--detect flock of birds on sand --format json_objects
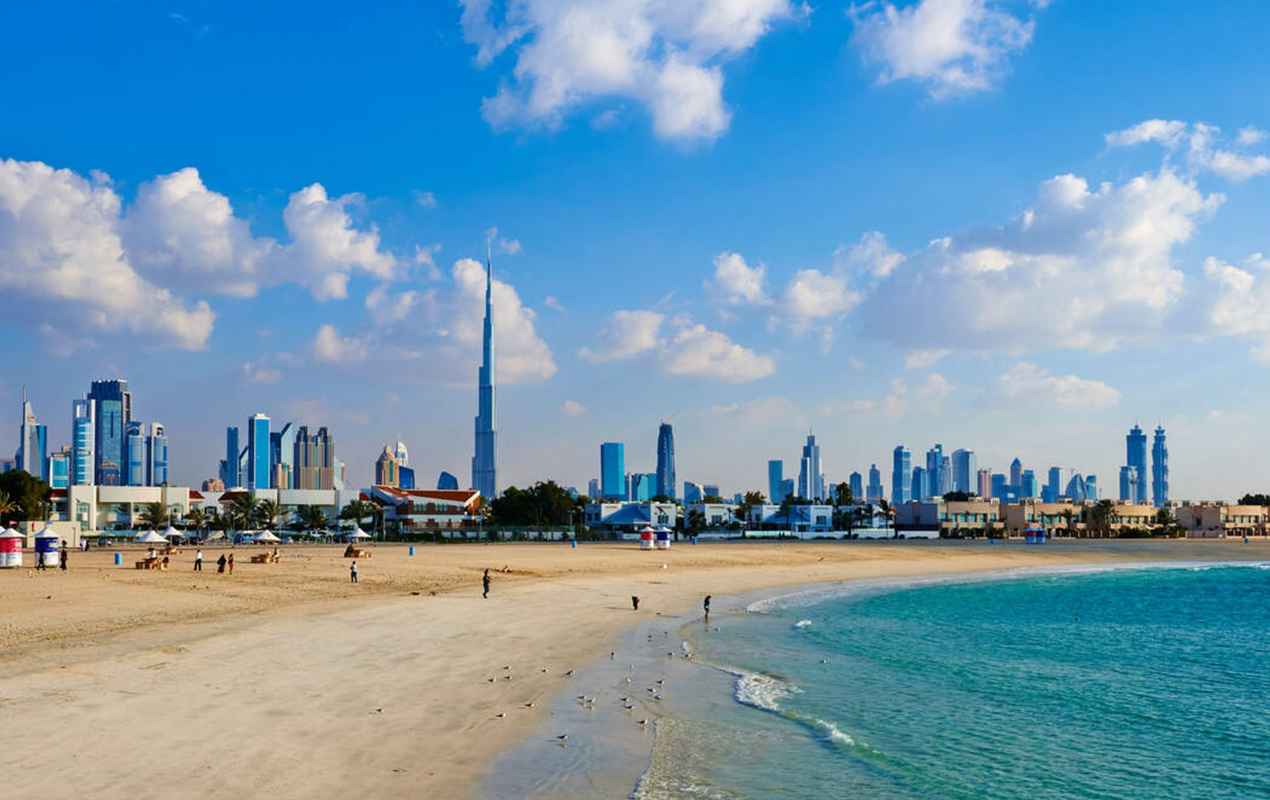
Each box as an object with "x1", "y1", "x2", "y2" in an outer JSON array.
[{"x1": 485, "y1": 629, "x2": 698, "y2": 746}]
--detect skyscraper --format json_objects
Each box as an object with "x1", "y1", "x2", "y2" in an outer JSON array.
[
  {"x1": 1009, "y1": 458, "x2": 1023, "y2": 490},
  {"x1": 294, "y1": 425, "x2": 335, "y2": 489},
  {"x1": 849, "y1": 472, "x2": 864, "y2": 503},
  {"x1": 440, "y1": 471, "x2": 461, "y2": 491},
  {"x1": 925, "y1": 444, "x2": 944, "y2": 497},
  {"x1": 952, "y1": 449, "x2": 976, "y2": 494},
  {"x1": 600, "y1": 442, "x2": 625, "y2": 500},
  {"x1": 1119, "y1": 466, "x2": 1138, "y2": 502},
  {"x1": 768, "y1": 460, "x2": 785, "y2": 504},
  {"x1": 892, "y1": 446, "x2": 912, "y2": 505},
  {"x1": 147, "y1": 423, "x2": 168, "y2": 486},
  {"x1": 683, "y1": 481, "x2": 703, "y2": 503},
  {"x1": 87, "y1": 379, "x2": 131, "y2": 486},
  {"x1": 798, "y1": 433, "x2": 822, "y2": 501},
  {"x1": 71, "y1": 399, "x2": 94, "y2": 485},
  {"x1": 1152, "y1": 426, "x2": 1169, "y2": 507},
  {"x1": 977, "y1": 469, "x2": 992, "y2": 499},
  {"x1": 1085, "y1": 474, "x2": 1098, "y2": 501},
  {"x1": 1126, "y1": 425, "x2": 1148, "y2": 504},
  {"x1": 125, "y1": 421, "x2": 147, "y2": 486},
  {"x1": 911, "y1": 467, "x2": 928, "y2": 501},
  {"x1": 222, "y1": 426, "x2": 240, "y2": 488},
  {"x1": 271, "y1": 422, "x2": 297, "y2": 489},
  {"x1": 247, "y1": 413, "x2": 271, "y2": 490},
  {"x1": 656, "y1": 423, "x2": 676, "y2": 500},
  {"x1": 47, "y1": 448, "x2": 70, "y2": 489},
  {"x1": 866, "y1": 465, "x2": 883, "y2": 503},
  {"x1": 1020, "y1": 469, "x2": 1037, "y2": 499},
  {"x1": 16, "y1": 389, "x2": 46, "y2": 480},
  {"x1": 471, "y1": 246, "x2": 498, "y2": 501}
]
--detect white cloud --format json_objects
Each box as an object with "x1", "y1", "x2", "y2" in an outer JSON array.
[
  {"x1": 1202, "y1": 253, "x2": 1270, "y2": 363},
  {"x1": 413, "y1": 190, "x2": 437, "y2": 208},
  {"x1": 242, "y1": 360, "x2": 282, "y2": 384},
  {"x1": 312, "y1": 324, "x2": 370, "y2": 364},
  {"x1": 561, "y1": 399, "x2": 587, "y2": 416},
  {"x1": 579, "y1": 309, "x2": 665, "y2": 362},
  {"x1": 1107, "y1": 119, "x2": 1270, "y2": 182},
  {"x1": 998, "y1": 362, "x2": 1120, "y2": 410},
  {"x1": 460, "y1": 0, "x2": 805, "y2": 142},
  {"x1": 544, "y1": 295, "x2": 565, "y2": 312},
  {"x1": 708, "y1": 251, "x2": 769, "y2": 306},
  {"x1": 904, "y1": 348, "x2": 950, "y2": 369},
  {"x1": 858, "y1": 168, "x2": 1223, "y2": 352},
  {"x1": 280, "y1": 184, "x2": 397, "y2": 300},
  {"x1": 918, "y1": 371, "x2": 953, "y2": 401},
  {"x1": 835, "y1": 230, "x2": 905, "y2": 278},
  {"x1": 849, "y1": 0, "x2": 1039, "y2": 98},
  {"x1": 662, "y1": 322, "x2": 776, "y2": 382},
  {"x1": 365, "y1": 284, "x2": 424, "y2": 324},
  {"x1": 780, "y1": 268, "x2": 860, "y2": 332},
  {"x1": 711, "y1": 396, "x2": 801, "y2": 427},
  {"x1": 0, "y1": 159, "x2": 215, "y2": 350}
]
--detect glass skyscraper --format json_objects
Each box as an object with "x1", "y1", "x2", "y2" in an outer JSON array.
[
  {"x1": 768, "y1": 460, "x2": 785, "y2": 504},
  {"x1": 271, "y1": 422, "x2": 297, "y2": 489},
  {"x1": 71, "y1": 399, "x2": 94, "y2": 485},
  {"x1": 798, "y1": 434, "x2": 822, "y2": 501},
  {"x1": 1119, "y1": 466, "x2": 1138, "y2": 502},
  {"x1": 849, "y1": 472, "x2": 864, "y2": 503},
  {"x1": 1151, "y1": 426, "x2": 1169, "y2": 507},
  {"x1": 656, "y1": 423, "x2": 676, "y2": 500},
  {"x1": 147, "y1": 423, "x2": 168, "y2": 486},
  {"x1": 471, "y1": 248, "x2": 498, "y2": 502},
  {"x1": 952, "y1": 449, "x2": 976, "y2": 494},
  {"x1": 911, "y1": 467, "x2": 928, "y2": 502},
  {"x1": 600, "y1": 442, "x2": 625, "y2": 500},
  {"x1": 1126, "y1": 425, "x2": 1148, "y2": 504},
  {"x1": 87, "y1": 379, "x2": 130, "y2": 486},
  {"x1": 221, "y1": 426, "x2": 240, "y2": 488},
  {"x1": 891, "y1": 446, "x2": 911, "y2": 505},
  {"x1": 925, "y1": 444, "x2": 944, "y2": 497},
  {"x1": 866, "y1": 465, "x2": 883, "y2": 503},
  {"x1": 125, "y1": 421, "x2": 147, "y2": 486},
  {"x1": 247, "y1": 413, "x2": 271, "y2": 490}
]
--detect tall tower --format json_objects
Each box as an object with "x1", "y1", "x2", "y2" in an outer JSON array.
[
  {"x1": 656, "y1": 423, "x2": 676, "y2": 500},
  {"x1": 17, "y1": 387, "x2": 41, "y2": 478},
  {"x1": 892, "y1": 446, "x2": 911, "y2": 504},
  {"x1": 472, "y1": 244, "x2": 498, "y2": 501},
  {"x1": 1126, "y1": 425, "x2": 1148, "y2": 504},
  {"x1": 798, "y1": 433, "x2": 822, "y2": 500},
  {"x1": 1151, "y1": 426, "x2": 1169, "y2": 508}
]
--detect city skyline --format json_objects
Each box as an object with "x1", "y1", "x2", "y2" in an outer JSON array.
[{"x1": 5, "y1": 3, "x2": 1270, "y2": 499}]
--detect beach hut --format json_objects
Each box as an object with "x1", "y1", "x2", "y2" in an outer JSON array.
[
  {"x1": 0, "y1": 527, "x2": 23, "y2": 568},
  {"x1": 654, "y1": 526, "x2": 672, "y2": 550},
  {"x1": 254, "y1": 530, "x2": 281, "y2": 543},
  {"x1": 34, "y1": 528, "x2": 60, "y2": 568},
  {"x1": 639, "y1": 525, "x2": 655, "y2": 550},
  {"x1": 136, "y1": 530, "x2": 169, "y2": 544}
]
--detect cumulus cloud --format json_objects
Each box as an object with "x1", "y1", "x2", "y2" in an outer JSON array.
[
  {"x1": 365, "y1": 283, "x2": 424, "y2": 324},
  {"x1": 312, "y1": 324, "x2": 370, "y2": 364},
  {"x1": 413, "y1": 190, "x2": 438, "y2": 208},
  {"x1": 581, "y1": 310, "x2": 774, "y2": 382},
  {"x1": 0, "y1": 159, "x2": 215, "y2": 350},
  {"x1": 1107, "y1": 119, "x2": 1270, "y2": 182},
  {"x1": 280, "y1": 184, "x2": 397, "y2": 300},
  {"x1": 849, "y1": 0, "x2": 1040, "y2": 98},
  {"x1": 904, "y1": 348, "x2": 950, "y2": 369},
  {"x1": 459, "y1": 0, "x2": 806, "y2": 142},
  {"x1": 998, "y1": 362, "x2": 1121, "y2": 409},
  {"x1": 834, "y1": 230, "x2": 905, "y2": 278},
  {"x1": 857, "y1": 168, "x2": 1223, "y2": 352},
  {"x1": 242, "y1": 360, "x2": 282, "y2": 384},
  {"x1": 579, "y1": 310, "x2": 665, "y2": 362},
  {"x1": 561, "y1": 399, "x2": 587, "y2": 416},
  {"x1": 779, "y1": 268, "x2": 860, "y2": 340},
  {"x1": 708, "y1": 251, "x2": 769, "y2": 306},
  {"x1": 1202, "y1": 253, "x2": 1270, "y2": 362}
]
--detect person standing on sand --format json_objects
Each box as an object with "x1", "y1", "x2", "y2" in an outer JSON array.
[
  {"x1": 704, "y1": 595, "x2": 711, "y2": 621},
  {"x1": 194, "y1": 549, "x2": 204, "y2": 572},
  {"x1": 483, "y1": 569, "x2": 491, "y2": 599},
  {"x1": 217, "y1": 553, "x2": 227, "y2": 574},
  {"x1": 60, "y1": 543, "x2": 68, "y2": 572},
  {"x1": 350, "y1": 561, "x2": 359, "y2": 584},
  {"x1": 632, "y1": 596, "x2": 640, "y2": 611},
  {"x1": 227, "y1": 553, "x2": 235, "y2": 574}
]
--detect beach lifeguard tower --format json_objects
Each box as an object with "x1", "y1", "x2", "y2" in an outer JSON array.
[{"x1": 639, "y1": 525, "x2": 655, "y2": 550}]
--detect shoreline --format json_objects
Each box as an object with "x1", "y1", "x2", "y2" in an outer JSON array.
[{"x1": 1, "y1": 540, "x2": 1264, "y2": 799}]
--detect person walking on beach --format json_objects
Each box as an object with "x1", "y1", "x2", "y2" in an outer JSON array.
[
  {"x1": 703, "y1": 595, "x2": 711, "y2": 622},
  {"x1": 194, "y1": 549, "x2": 204, "y2": 572},
  {"x1": 227, "y1": 553, "x2": 235, "y2": 575},
  {"x1": 631, "y1": 595, "x2": 640, "y2": 611},
  {"x1": 217, "y1": 553, "x2": 227, "y2": 574},
  {"x1": 350, "y1": 561, "x2": 359, "y2": 584},
  {"x1": 60, "y1": 543, "x2": 68, "y2": 572},
  {"x1": 482, "y1": 568, "x2": 491, "y2": 599}
]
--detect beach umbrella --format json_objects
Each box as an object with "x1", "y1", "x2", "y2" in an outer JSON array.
[
  {"x1": 136, "y1": 530, "x2": 169, "y2": 544},
  {"x1": 254, "y1": 530, "x2": 281, "y2": 543}
]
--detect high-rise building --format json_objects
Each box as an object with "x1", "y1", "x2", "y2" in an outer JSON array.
[
  {"x1": 1021, "y1": 469, "x2": 1037, "y2": 499},
  {"x1": 87, "y1": 379, "x2": 131, "y2": 486},
  {"x1": 375, "y1": 445, "x2": 400, "y2": 487},
  {"x1": 71, "y1": 399, "x2": 95, "y2": 486},
  {"x1": 471, "y1": 247, "x2": 498, "y2": 502},
  {"x1": 586, "y1": 478, "x2": 600, "y2": 499},
  {"x1": 399, "y1": 466, "x2": 415, "y2": 490},
  {"x1": 1046, "y1": 467, "x2": 1064, "y2": 501},
  {"x1": 656, "y1": 423, "x2": 676, "y2": 500},
  {"x1": 977, "y1": 469, "x2": 992, "y2": 499},
  {"x1": 866, "y1": 465, "x2": 883, "y2": 503},
  {"x1": 1126, "y1": 425, "x2": 1148, "y2": 504},
  {"x1": 780, "y1": 478, "x2": 794, "y2": 501},
  {"x1": 16, "y1": 388, "x2": 45, "y2": 480},
  {"x1": 294, "y1": 425, "x2": 335, "y2": 490},
  {"x1": 125, "y1": 421, "x2": 147, "y2": 486},
  {"x1": 147, "y1": 423, "x2": 168, "y2": 486},
  {"x1": 600, "y1": 442, "x2": 625, "y2": 500},
  {"x1": 394, "y1": 441, "x2": 409, "y2": 466},
  {"x1": 1119, "y1": 466, "x2": 1138, "y2": 502},
  {"x1": 246, "y1": 413, "x2": 271, "y2": 490},
  {"x1": 1085, "y1": 474, "x2": 1098, "y2": 501},
  {"x1": 768, "y1": 460, "x2": 785, "y2": 504},
  {"x1": 47, "y1": 448, "x2": 71, "y2": 489},
  {"x1": 683, "y1": 482, "x2": 703, "y2": 503},
  {"x1": 1064, "y1": 473, "x2": 1088, "y2": 503},
  {"x1": 703, "y1": 484, "x2": 721, "y2": 499},
  {"x1": 221, "y1": 426, "x2": 241, "y2": 488},
  {"x1": 797, "y1": 433, "x2": 822, "y2": 501},
  {"x1": 849, "y1": 472, "x2": 864, "y2": 503},
  {"x1": 629, "y1": 473, "x2": 656, "y2": 502},
  {"x1": 1009, "y1": 458, "x2": 1023, "y2": 490},
  {"x1": 892, "y1": 446, "x2": 912, "y2": 505},
  {"x1": 925, "y1": 444, "x2": 944, "y2": 497},
  {"x1": 271, "y1": 422, "x2": 297, "y2": 490},
  {"x1": 952, "y1": 449, "x2": 976, "y2": 494},
  {"x1": 992, "y1": 473, "x2": 1008, "y2": 501},
  {"x1": 439, "y1": 471, "x2": 460, "y2": 491},
  {"x1": 1151, "y1": 426, "x2": 1169, "y2": 507},
  {"x1": 911, "y1": 466, "x2": 928, "y2": 502}
]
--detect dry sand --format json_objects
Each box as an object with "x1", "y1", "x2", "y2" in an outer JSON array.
[{"x1": 0, "y1": 539, "x2": 1259, "y2": 798}]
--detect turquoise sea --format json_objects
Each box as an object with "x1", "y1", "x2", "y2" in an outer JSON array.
[{"x1": 635, "y1": 565, "x2": 1270, "y2": 799}]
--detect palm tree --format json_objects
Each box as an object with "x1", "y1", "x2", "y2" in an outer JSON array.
[
  {"x1": 138, "y1": 502, "x2": 169, "y2": 530},
  {"x1": 340, "y1": 500, "x2": 377, "y2": 528},
  {"x1": 255, "y1": 499, "x2": 281, "y2": 530},
  {"x1": 296, "y1": 505, "x2": 328, "y2": 535},
  {"x1": 225, "y1": 494, "x2": 259, "y2": 531},
  {"x1": 185, "y1": 507, "x2": 208, "y2": 538},
  {"x1": 0, "y1": 490, "x2": 15, "y2": 524}
]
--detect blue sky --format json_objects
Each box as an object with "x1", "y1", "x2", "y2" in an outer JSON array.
[{"x1": 3, "y1": 0, "x2": 1270, "y2": 500}]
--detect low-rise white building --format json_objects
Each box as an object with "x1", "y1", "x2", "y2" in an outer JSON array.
[
  {"x1": 746, "y1": 504, "x2": 835, "y2": 532},
  {"x1": 584, "y1": 502, "x2": 677, "y2": 532}
]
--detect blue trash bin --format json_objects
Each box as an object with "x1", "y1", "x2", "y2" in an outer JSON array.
[
  {"x1": 408, "y1": 545, "x2": 415, "y2": 557},
  {"x1": 114, "y1": 552, "x2": 123, "y2": 566}
]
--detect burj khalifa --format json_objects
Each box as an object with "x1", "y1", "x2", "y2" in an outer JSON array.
[{"x1": 471, "y1": 245, "x2": 498, "y2": 501}]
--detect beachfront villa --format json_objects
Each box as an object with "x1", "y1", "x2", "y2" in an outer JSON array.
[{"x1": 366, "y1": 486, "x2": 483, "y2": 531}]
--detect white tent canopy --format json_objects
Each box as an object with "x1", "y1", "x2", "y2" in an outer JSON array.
[
  {"x1": 163, "y1": 525, "x2": 182, "y2": 539},
  {"x1": 136, "y1": 530, "x2": 168, "y2": 544},
  {"x1": 204, "y1": 531, "x2": 226, "y2": 541},
  {"x1": 254, "y1": 530, "x2": 281, "y2": 543},
  {"x1": 0, "y1": 527, "x2": 22, "y2": 539},
  {"x1": 347, "y1": 528, "x2": 372, "y2": 540}
]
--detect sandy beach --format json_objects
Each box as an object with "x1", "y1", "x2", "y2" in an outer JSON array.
[{"x1": 1, "y1": 539, "x2": 1261, "y2": 799}]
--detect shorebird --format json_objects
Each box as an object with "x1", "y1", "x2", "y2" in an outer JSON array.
[
  {"x1": 496, "y1": 713, "x2": 506, "y2": 718},
  {"x1": 624, "y1": 704, "x2": 634, "y2": 710},
  {"x1": 564, "y1": 670, "x2": 575, "y2": 677},
  {"x1": 524, "y1": 702, "x2": 535, "y2": 708},
  {"x1": 655, "y1": 679, "x2": 665, "y2": 685},
  {"x1": 555, "y1": 734, "x2": 569, "y2": 743},
  {"x1": 487, "y1": 677, "x2": 495, "y2": 683},
  {"x1": 638, "y1": 719, "x2": 649, "y2": 726}
]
